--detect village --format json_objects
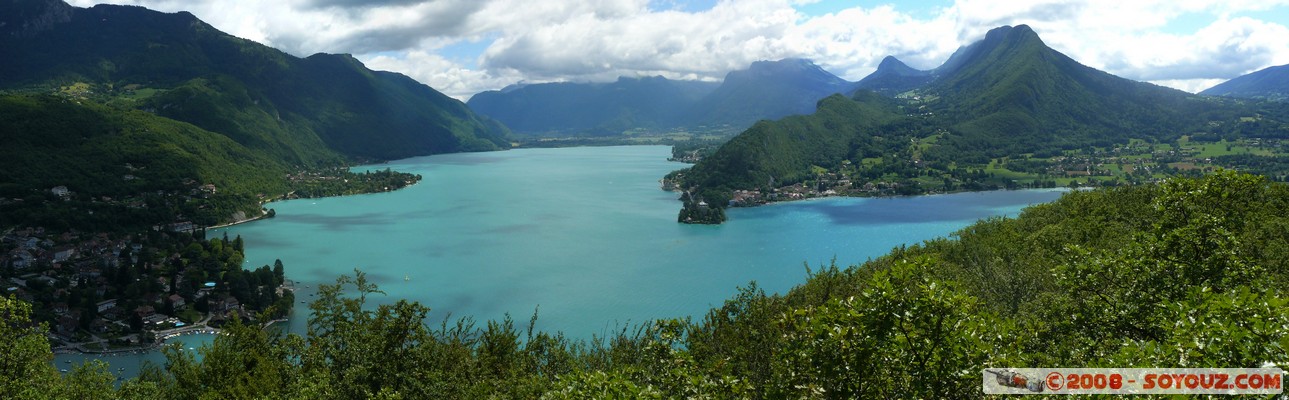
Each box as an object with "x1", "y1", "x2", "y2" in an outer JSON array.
[
  {"x1": 1, "y1": 223, "x2": 292, "y2": 356},
  {"x1": 0, "y1": 161, "x2": 433, "y2": 359},
  {"x1": 671, "y1": 137, "x2": 1288, "y2": 210}
]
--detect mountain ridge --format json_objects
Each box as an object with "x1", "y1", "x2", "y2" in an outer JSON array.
[
  {"x1": 0, "y1": 0, "x2": 510, "y2": 161},
  {"x1": 684, "y1": 58, "x2": 854, "y2": 129},
  {"x1": 675, "y1": 24, "x2": 1287, "y2": 222},
  {"x1": 466, "y1": 76, "x2": 718, "y2": 135},
  {"x1": 466, "y1": 58, "x2": 855, "y2": 135},
  {"x1": 1201, "y1": 64, "x2": 1289, "y2": 101},
  {"x1": 0, "y1": 0, "x2": 509, "y2": 228}
]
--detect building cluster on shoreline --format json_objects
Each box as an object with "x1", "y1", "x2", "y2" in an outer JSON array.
[{"x1": 2, "y1": 225, "x2": 292, "y2": 355}]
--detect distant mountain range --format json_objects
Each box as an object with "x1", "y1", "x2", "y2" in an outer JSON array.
[
  {"x1": 1202, "y1": 64, "x2": 1289, "y2": 102},
  {"x1": 677, "y1": 25, "x2": 1289, "y2": 218},
  {"x1": 467, "y1": 76, "x2": 718, "y2": 135},
  {"x1": 467, "y1": 58, "x2": 856, "y2": 135}
]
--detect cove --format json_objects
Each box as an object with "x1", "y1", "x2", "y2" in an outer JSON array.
[{"x1": 56, "y1": 145, "x2": 1064, "y2": 376}]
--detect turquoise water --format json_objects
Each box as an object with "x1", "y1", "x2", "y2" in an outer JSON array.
[{"x1": 55, "y1": 145, "x2": 1064, "y2": 376}]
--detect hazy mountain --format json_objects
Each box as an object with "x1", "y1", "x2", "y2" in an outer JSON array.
[
  {"x1": 0, "y1": 0, "x2": 509, "y2": 162},
  {"x1": 466, "y1": 58, "x2": 855, "y2": 135},
  {"x1": 851, "y1": 56, "x2": 933, "y2": 95},
  {"x1": 685, "y1": 58, "x2": 855, "y2": 129},
  {"x1": 467, "y1": 76, "x2": 718, "y2": 135},
  {"x1": 1201, "y1": 64, "x2": 1289, "y2": 102}
]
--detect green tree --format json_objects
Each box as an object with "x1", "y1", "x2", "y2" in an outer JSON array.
[
  {"x1": 774, "y1": 257, "x2": 998, "y2": 398},
  {"x1": 0, "y1": 296, "x2": 63, "y2": 398}
]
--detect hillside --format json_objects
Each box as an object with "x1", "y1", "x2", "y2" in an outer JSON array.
[
  {"x1": 0, "y1": 0, "x2": 513, "y2": 229},
  {"x1": 466, "y1": 76, "x2": 717, "y2": 135},
  {"x1": 466, "y1": 58, "x2": 853, "y2": 135},
  {"x1": 1201, "y1": 64, "x2": 1289, "y2": 102},
  {"x1": 0, "y1": 94, "x2": 286, "y2": 230},
  {"x1": 929, "y1": 26, "x2": 1220, "y2": 155},
  {"x1": 0, "y1": 0, "x2": 510, "y2": 162},
  {"x1": 674, "y1": 25, "x2": 1289, "y2": 223}
]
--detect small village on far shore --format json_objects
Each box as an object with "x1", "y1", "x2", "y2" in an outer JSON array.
[{"x1": 664, "y1": 136, "x2": 1289, "y2": 213}]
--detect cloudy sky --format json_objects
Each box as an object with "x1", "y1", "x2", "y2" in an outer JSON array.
[{"x1": 68, "y1": 0, "x2": 1289, "y2": 100}]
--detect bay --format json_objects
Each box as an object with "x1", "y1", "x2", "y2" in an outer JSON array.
[
  {"x1": 56, "y1": 145, "x2": 1064, "y2": 376},
  {"x1": 229, "y1": 145, "x2": 1064, "y2": 337}
]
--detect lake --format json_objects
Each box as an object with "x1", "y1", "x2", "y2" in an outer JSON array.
[{"x1": 56, "y1": 145, "x2": 1064, "y2": 376}]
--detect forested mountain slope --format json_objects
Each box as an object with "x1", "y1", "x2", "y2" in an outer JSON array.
[
  {"x1": 675, "y1": 25, "x2": 1289, "y2": 221},
  {"x1": 0, "y1": 0, "x2": 510, "y2": 162},
  {"x1": 0, "y1": 0, "x2": 509, "y2": 228},
  {"x1": 1202, "y1": 64, "x2": 1289, "y2": 102}
]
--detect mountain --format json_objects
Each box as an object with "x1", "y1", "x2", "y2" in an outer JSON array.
[
  {"x1": 685, "y1": 58, "x2": 855, "y2": 129},
  {"x1": 466, "y1": 76, "x2": 718, "y2": 135},
  {"x1": 0, "y1": 0, "x2": 514, "y2": 229},
  {"x1": 466, "y1": 58, "x2": 854, "y2": 135},
  {"x1": 0, "y1": 0, "x2": 509, "y2": 162},
  {"x1": 851, "y1": 37, "x2": 1007, "y2": 96},
  {"x1": 851, "y1": 56, "x2": 933, "y2": 95},
  {"x1": 1201, "y1": 64, "x2": 1289, "y2": 101},
  {"x1": 926, "y1": 25, "x2": 1218, "y2": 153},
  {"x1": 677, "y1": 25, "x2": 1285, "y2": 219}
]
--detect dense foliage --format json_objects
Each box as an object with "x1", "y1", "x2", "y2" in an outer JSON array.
[
  {"x1": 0, "y1": 94, "x2": 286, "y2": 230},
  {"x1": 3, "y1": 173, "x2": 1284, "y2": 398}
]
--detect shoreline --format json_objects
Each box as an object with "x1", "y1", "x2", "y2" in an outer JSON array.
[
  {"x1": 205, "y1": 210, "x2": 270, "y2": 230},
  {"x1": 748, "y1": 186, "x2": 1073, "y2": 205},
  {"x1": 677, "y1": 184, "x2": 1074, "y2": 207},
  {"x1": 53, "y1": 327, "x2": 223, "y2": 357}
]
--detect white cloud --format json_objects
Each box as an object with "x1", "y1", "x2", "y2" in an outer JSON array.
[
  {"x1": 359, "y1": 50, "x2": 525, "y2": 100},
  {"x1": 64, "y1": 0, "x2": 1289, "y2": 98}
]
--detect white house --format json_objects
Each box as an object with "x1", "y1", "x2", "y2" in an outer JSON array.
[
  {"x1": 50, "y1": 186, "x2": 70, "y2": 198},
  {"x1": 97, "y1": 299, "x2": 117, "y2": 313}
]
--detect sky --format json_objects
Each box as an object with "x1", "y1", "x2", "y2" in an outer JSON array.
[{"x1": 66, "y1": 0, "x2": 1289, "y2": 101}]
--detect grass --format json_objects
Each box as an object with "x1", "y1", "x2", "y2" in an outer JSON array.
[{"x1": 984, "y1": 161, "x2": 1036, "y2": 180}]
